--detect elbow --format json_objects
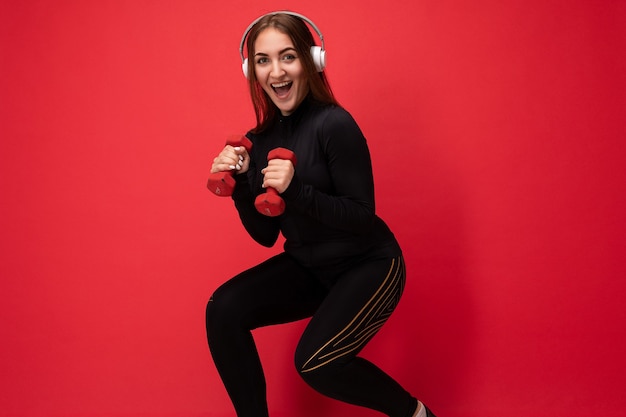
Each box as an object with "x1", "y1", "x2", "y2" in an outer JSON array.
[
  {"x1": 250, "y1": 229, "x2": 280, "y2": 248},
  {"x1": 256, "y1": 237, "x2": 277, "y2": 248}
]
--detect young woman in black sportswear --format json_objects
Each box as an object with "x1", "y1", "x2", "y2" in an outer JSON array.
[{"x1": 206, "y1": 11, "x2": 437, "y2": 417}]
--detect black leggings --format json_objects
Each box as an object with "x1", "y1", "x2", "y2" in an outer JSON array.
[{"x1": 206, "y1": 253, "x2": 417, "y2": 417}]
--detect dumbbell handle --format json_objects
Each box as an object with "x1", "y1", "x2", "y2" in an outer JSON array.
[
  {"x1": 254, "y1": 148, "x2": 297, "y2": 217},
  {"x1": 207, "y1": 135, "x2": 252, "y2": 197}
]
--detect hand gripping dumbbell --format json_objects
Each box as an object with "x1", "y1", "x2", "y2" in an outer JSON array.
[
  {"x1": 254, "y1": 148, "x2": 297, "y2": 217},
  {"x1": 207, "y1": 135, "x2": 253, "y2": 196}
]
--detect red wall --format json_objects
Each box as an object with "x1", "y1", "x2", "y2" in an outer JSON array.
[{"x1": 1, "y1": 1, "x2": 625, "y2": 417}]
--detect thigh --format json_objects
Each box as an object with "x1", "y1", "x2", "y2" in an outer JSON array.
[
  {"x1": 209, "y1": 253, "x2": 328, "y2": 330},
  {"x1": 296, "y1": 256, "x2": 406, "y2": 373}
]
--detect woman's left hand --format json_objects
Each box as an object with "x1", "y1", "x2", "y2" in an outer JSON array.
[{"x1": 261, "y1": 158, "x2": 295, "y2": 194}]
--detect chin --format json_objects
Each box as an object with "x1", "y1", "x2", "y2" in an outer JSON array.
[{"x1": 271, "y1": 99, "x2": 294, "y2": 116}]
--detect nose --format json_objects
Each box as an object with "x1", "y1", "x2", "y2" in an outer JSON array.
[{"x1": 269, "y1": 59, "x2": 285, "y2": 78}]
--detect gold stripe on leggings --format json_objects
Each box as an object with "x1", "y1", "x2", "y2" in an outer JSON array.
[{"x1": 300, "y1": 256, "x2": 405, "y2": 373}]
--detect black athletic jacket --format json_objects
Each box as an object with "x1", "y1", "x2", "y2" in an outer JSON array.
[{"x1": 232, "y1": 96, "x2": 401, "y2": 268}]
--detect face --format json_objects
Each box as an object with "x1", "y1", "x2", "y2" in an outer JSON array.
[{"x1": 253, "y1": 27, "x2": 309, "y2": 116}]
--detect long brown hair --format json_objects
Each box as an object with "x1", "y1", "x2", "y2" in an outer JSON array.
[{"x1": 244, "y1": 12, "x2": 339, "y2": 133}]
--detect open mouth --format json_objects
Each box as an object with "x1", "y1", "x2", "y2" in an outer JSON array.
[{"x1": 271, "y1": 81, "x2": 293, "y2": 98}]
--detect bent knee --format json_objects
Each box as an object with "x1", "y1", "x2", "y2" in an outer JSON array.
[
  {"x1": 206, "y1": 284, "x2": 234, "y2": 312},
  {"x1": 295, "y1": 350, "x2": 339, "y2": 386},
  {"x1": 296, "y1": 361, "x2": 340, "y2": 395},
  {"x1": 206, "y1": 282, "x2": 259, "y2": 332},
  {"x1": 205, "y1": 286, "x2": 236, "y2": 330},
  {"x1": 206, "y1": 281, "x2": 240, "y2": 316}
]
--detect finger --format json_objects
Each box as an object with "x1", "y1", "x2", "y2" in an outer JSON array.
[{"x1": 218, "y1": 151, "x2": 241, "y2": 166}]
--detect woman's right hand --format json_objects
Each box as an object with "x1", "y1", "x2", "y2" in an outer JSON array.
[{"x1": 211, "y1": 145, "x2": 251, "y2": 174}]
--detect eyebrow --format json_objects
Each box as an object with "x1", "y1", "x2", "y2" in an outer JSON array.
[{"x1": 254, "y1": 47, "x2": 297, "y2": 57}]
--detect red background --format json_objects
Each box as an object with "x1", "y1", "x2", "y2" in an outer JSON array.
[{"x1": 2, "y1": 1, "x2": 625, "y2": 417}]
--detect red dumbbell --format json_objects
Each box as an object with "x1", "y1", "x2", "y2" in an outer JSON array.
[
  {"x1": 254, "y1": 147, "x2": 297, "y2": 217},
  {"x1": 207, "y1": 135, "x2": 253, "y2": 196}
]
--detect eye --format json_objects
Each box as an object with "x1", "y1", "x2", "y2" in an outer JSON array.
[
  {"x1": 255, "y1": 57, "x2": 269, "y2": 65},
  {"x1": 281, "y1": 54, "x2": 297, "y2": 62}
]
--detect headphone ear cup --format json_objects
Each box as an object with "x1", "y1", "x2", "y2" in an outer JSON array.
[
  {"x1": 242, "y1": 58, "x2": 249, "y2": 79},
  {"x1": 310, "y1": 46, "x2": 326, "y2": 72}
]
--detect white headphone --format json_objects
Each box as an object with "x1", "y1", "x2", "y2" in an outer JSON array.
[{"x1": 239, "y1": 11, "x2": 326, "y2": 79}]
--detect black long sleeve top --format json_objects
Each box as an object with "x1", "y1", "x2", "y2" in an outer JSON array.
[{"x1": 231, "y1": 97, "x2": 401, "y2": 268}]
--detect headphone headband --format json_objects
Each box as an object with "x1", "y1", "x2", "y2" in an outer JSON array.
[{"x1": 239, "y1": 11, "x2": 326, "y2": 78}]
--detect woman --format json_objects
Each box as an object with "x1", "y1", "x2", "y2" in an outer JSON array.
[{"x1": 206, "y1": 11, "x2": 437, "y2": 417}]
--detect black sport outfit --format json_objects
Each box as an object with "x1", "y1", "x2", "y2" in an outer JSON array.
[{"x1": 206, "y1": 96, "x2": 420, "y2": 417}]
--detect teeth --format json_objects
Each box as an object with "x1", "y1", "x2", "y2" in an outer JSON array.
[{"x1": 272, "y1": 81, "x2": 291, "y2": 88}]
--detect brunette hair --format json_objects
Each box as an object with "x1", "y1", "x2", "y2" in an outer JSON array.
[{"x1": 244, "y1": 12, "x2": 339, "y2": 133}]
